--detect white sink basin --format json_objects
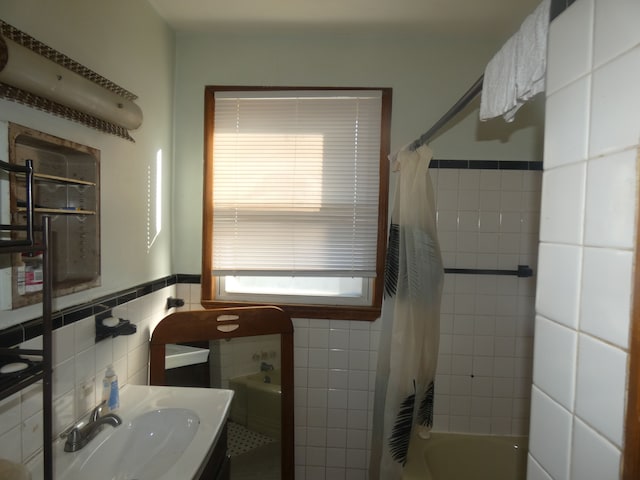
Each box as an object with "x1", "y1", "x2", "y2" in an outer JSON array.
[
  {"x1": 51, "y1": 385, "x2": 233, "y2": 480},
  {"x1": 75, "y1": 408, "x2": 199, "y2": 480}
]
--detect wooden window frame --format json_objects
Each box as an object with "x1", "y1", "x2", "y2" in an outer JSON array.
[{"x1": 200, "y1": 86, "x2": 392, "y2": 321}]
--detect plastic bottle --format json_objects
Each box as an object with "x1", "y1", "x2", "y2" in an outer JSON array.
[{"x1": 102, "y1": 365, "x2": 119, "y2": 411}]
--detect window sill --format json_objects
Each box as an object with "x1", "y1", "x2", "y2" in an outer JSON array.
[{"x1": 200, "y1": 299, "x2": 381, "y2": 321}]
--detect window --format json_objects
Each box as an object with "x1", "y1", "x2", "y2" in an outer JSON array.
[{"x1": 202, "y1": 87, "x2": 391, "y2": 320}]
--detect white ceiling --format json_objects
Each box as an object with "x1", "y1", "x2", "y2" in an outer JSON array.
[{"x1": 148, "y1": 0, "x2": 542, "y2": 38}]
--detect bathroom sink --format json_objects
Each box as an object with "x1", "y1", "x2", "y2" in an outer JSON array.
[
  {"x1": 52, "y1": 385, "x2": 233, "y2": 480},
  {"x1": 72, "y1": 408, "x2": 199, "y2": 480}
]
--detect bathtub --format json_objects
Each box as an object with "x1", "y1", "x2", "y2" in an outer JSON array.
[
  {"x1": 403, "y1": 431, "x2": 528, "y2": 480},
  {"x1": 228, "y1": 370, "x2": 281, "y2": 439}
]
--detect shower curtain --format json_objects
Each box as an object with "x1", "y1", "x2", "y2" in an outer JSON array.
[{"x1": 370, "y1": 144, "x2": 444, "y2": 479}]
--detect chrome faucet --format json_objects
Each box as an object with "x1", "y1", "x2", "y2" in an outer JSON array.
[
  {"x1": 260, "y1": 361, "x2": 274, "y2": 372},
  {"x1": 64, "y1": 402, "x2": 122, "y2": 452}
]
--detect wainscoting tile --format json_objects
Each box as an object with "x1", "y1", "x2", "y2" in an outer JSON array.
[
  {"x1": 590, "y1": 45, "x2": 640, "y2": 156},
  {"x1": 52, "y1": 323, "x2": 75, "y2": 366},
  {"x1": 0, "y1": 425, "x2": 22, "y2": 464},
  {"x1": 543, "y1": 76, "x2": 590, "y2": 169},
  {"x1": 593, "y1": 0, "x2": 640, "y2": 68},
  {"x1": 535, "y1": 243, "x2": 582, "y2": 329},
  {"x1": 584, "y1": 149, "x2": 637, "y2": 249},
  {"x1": 575, "y1": 334, "x2": 627, "y2": 447},
  {"x1": 527, "y1": 455, "x2": 554, "y2": 480},
  {"x1": 580, "y1": 247, "x2": 632, "y2": 348},
  {"x1": 546, "y1": 0, "x2": 594, "y2": 95},
  {"x1": 571, "y1": 418, "x2": 621, "y2": 480},
  {"x1": 528, "y1": 386, "x2": 572, "y2": 480},
  {"x1": 539, "y1": 163, "x2": 586, "y2": 244},
  {"x1": 532, "y1": 316, "x2": 577, "y2": 410}
]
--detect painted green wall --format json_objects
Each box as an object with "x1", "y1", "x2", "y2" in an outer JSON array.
[
  {"x1": 0, "y1": 3, "x2": 545, "y2": 325},
  {"x1": 171, "y1": 29, "x2": 544, "y2": 273},
  {"x1": 0, "y1": 0, "x2": 175, "y2": 326}
]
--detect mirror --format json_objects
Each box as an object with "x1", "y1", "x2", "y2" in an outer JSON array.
[{"x1": 149, "y1": 306, "x2": 294, "y2": 480}]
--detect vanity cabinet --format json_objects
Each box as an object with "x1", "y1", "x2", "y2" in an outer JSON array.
[
  {"x1": 7, "y1": 123, "x2": 100, "y2": 308},
  {"x1": 199, "y1": 424, "x2": 230, "y2": 480}
]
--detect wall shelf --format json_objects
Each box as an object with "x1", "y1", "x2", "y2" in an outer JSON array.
[
  {"x1": 7, "y1": 122, "x2": 101, "y2": 309},
  {"x1": 17, "y1": 172, "x2": 97, "y2": 186},
  {"x1": 0, "y1": 348, "x2": 45, "y2": 400}
]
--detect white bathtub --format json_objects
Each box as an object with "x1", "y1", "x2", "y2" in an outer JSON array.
[{"x1": 403, "y1": 431, "x2": 528, "y2": 480}]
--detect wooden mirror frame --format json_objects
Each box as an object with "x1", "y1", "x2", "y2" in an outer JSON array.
[{"x1": 149, "y1": 306, "x2": 294, "y2": 480}]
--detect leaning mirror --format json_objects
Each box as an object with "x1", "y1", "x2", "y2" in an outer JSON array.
[{"x1": 149, "y1": 306, "x2": 294, "y2": 480}]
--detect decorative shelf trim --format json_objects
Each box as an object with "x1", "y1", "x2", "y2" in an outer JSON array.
[{"x1": 17, "y1": 207, "x2": 96, "y2": 215}]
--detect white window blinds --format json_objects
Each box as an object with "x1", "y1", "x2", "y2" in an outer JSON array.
[{"x1": 211, "y1": 90, "x2": 383, "y2": 277}]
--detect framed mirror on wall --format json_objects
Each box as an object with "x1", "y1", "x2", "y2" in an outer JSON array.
[{"x1": 149, "y1": 306, "x2": 294, "y2": 480}]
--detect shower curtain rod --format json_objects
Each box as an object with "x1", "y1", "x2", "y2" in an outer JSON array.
[
  {"x1": 408, "y1": 0, "x2": 571, "y2": 152},
  {"x1": 408, "y1": 75, "x2": 484, "y2": 151}
]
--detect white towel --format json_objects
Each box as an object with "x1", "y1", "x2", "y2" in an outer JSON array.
[
  {"x1": 480, "y1": 0, "x2": 551, "y2": 122},
  {"x1": 514, "y1": 0, "x2": 550, "y2": 105},
  {"x1": 480, "y1": 34, "x2": 519, "y2": 122}
]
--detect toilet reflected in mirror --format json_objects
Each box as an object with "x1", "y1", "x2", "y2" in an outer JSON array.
[{"x1": 149, "y1": 307, "x2": 294, "y2": 480}]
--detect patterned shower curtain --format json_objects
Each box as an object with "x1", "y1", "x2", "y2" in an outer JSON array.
[{"x1": 370, "y1": 144, "x2": 444, "y2": 479}]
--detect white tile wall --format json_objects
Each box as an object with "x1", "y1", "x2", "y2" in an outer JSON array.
[
  {"x1": 532, "y1": 316, "x2": 577, "y2": 411},
  {"x1": 570, "y1": 418, "x2": 621, "y2": 480},
  {"x1": 590, "y1": 46, "x2": 640, "y2": 156},
  {"x1": 535, "y1": 243, "x2": 582, "y2": 329},
  {"x1": 575, "y1": 334, "x2": 627, "y2": 447},
  {"x1": 529, "y1": 386, "x2": 573, "y2": 480},
  {"x1": 584, "y1": 149, "x2": 637, "y2": 249},
  {"x1": 580, "y1": 247, "x2": 633, "y2": 348},
  {"x1": 528, "y1": 457, "x2": 555, "y2": 480},
  {"x1": 0, "y1": 285, "x2": 175, "y2": 475},
  {"x1": 432, "y1": 167, "x2": 541, "y2": 436},
  {"x1": 539, "y1": 162, "x2": 586, "y2": 244},
  {"x1": 546, "y1": 0, "x2": 594, "y2": 95},
  {"x1": 592, "y1": 0, "x2": 640, "y2": 68},
  {"x1": 292, "y1": 318, "x2": 379, "y2": 479},
  {"x1": 530, "y1": 1, "x2": 640, "y2": 478},
  {"x1": 543, "y1": 76, "x2": 590, "y2": 169}
]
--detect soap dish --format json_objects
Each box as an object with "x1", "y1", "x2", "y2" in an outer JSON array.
[{"x1": 95, "y1": 316, "x2": 137, "y2": 343}]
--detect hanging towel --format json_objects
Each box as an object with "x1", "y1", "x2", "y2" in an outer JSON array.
[
  {"x1": 479, "y1": 34, "x2": 519, "y2": 122},
  {"x1": 514, "y1": 0, "x2": 550, "y2": 108},
  {"x1": 480, "y1": 0, "x2": 551, "y2": 122}
]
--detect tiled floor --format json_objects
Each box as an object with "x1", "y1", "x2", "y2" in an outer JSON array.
[{"x1": 228, "y1": 421, "x2": 277, "y2": 457}]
